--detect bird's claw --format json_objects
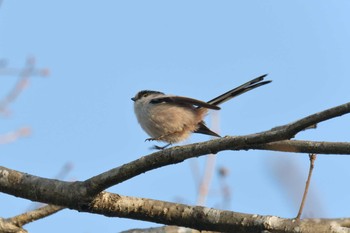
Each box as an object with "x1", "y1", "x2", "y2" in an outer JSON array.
[
  {"x1": 145, "y1": 137, "x2": 156, "y2": 142},
  {"x1": 150, "y1": 143, "x2": 172, "y2": 150}
]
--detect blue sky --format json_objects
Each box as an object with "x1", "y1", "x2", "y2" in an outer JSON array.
[{"x1": 1, "y1": 1, "x2": 350, "y2": 232}]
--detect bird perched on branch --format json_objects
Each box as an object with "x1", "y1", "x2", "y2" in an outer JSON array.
[{"x1": 132, "y1": 74, "x2": 271, "y2": 149}]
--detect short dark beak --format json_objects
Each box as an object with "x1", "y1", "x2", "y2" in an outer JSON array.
[{"x1": 131, "y1": 97, "x2": 136, "y2": 101}]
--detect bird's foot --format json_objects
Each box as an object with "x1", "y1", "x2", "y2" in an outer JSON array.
[
  {"x1": 145, "y1": 134, "x2": 168, "y2": 142},
  {"x1": 150, "y1": 143, "x2": 172, "y2": 150},
  {"x1": 145, "y1": 137, "x2": 156, "y2": 142}
]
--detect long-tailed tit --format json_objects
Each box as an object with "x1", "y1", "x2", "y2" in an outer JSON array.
[{"x1": 132, "y1": 74, "x2": 271, "y2": 149}]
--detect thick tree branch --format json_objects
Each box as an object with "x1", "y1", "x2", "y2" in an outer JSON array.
[
  {"x1": 120, "y1": 226, "x2": 216, "y2": 233},
  {"x1": 87, "y1": 192, "x2": 350, "y2": 233},
  {"x1": 0, "y1": 167, "x2": 87, "y2": 206},
  {"x1": 2, "y1": 164, "x2": 350, "y2": 232},
  {"x1": 3, "y1": 168, "x2": 350, "y2": 233},
  {"x1": 1, "y1": 102, "x2": 350, "y2": 232},
  {"x1": 2, "y1": 103, "x2": 348, "y2": 201}
]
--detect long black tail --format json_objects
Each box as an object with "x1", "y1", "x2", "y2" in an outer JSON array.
[
  {"x1": 194, "y1": 74, "x2": 271, "y2": 137},
  {"x1": 207, "y1": 74, "x2": 271, "y2": 106}
]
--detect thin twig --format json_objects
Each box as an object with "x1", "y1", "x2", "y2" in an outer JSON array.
[
  {"x1": 196, "y1": 111, "x2": 220, "y2": 206},
  {"x1": 269, "y1": 157, "x2": 325, "y2": 218},
  {"x1": 296, "y1": 154, "x2": 317, "y2": 219},
  {"x1": 0, "y1": 127, "x2": 31, "y2": 144},
  {"x1": 8, "y1": 205, "x2": 64, "y2": 227},
  {"x1": 251, "y1": 140, "x2": 350, "y2": 154},
  {"x1": 0, "y1": 57, "x2": 49, "y2": 116},
  {"x1": 197, "y1": 154, "x2": 216, "y2": 205}
]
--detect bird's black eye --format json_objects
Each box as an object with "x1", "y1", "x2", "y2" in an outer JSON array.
[{"x1": 142, "y1": 93, "x2": 149, "y2": 98}]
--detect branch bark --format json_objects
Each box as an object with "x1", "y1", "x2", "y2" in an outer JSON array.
[
  {"x1": 88, "y1": 192, "x2": 350, "y2": 233},
  {"x1": 1, "y1": 102, "x2": 350, "y2": 232},
  {"x1": 250, "y1": 140, "x2": 350, "y2": 154},
  {"x1": 8, "y1": 205, "x2": 63, "y2": 227},
  {"x1": 0, "y1": 205, "x2": 63, "y2": 233}
]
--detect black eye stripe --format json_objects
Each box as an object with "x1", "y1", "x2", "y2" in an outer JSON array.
[{"x1": 135, "y1": 90, "x2": 164, "y2": 100}]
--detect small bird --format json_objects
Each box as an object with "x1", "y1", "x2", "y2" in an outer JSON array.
[{"x1": 132, "y1": 74, "x2": 271, "y2": 149}]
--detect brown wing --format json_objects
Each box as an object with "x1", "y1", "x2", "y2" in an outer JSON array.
[{"x1": 150, "y1": 96, "x2": 221, "y2": 110}]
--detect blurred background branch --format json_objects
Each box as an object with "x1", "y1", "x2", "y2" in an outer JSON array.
[{"x1": 0, "y1": 57, "x2": 49, "y2": 145}]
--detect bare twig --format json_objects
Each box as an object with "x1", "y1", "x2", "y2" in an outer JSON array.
[
  {"x1": 196, "y1": 112, "x2": 220, "y2": 206},
  {"x1": 196, "y1": 154, "x2": 216, "y2": 205},
  {"x1": 0, "y1": 127, "x2": 31, "y2": 144},
  {"x1": 0, "y1": 57, "x2": 49, "y2": 116},
  {"x1": 296, "y1": 154, "x2": 317, "y2": 219},
  {"x1": 268, "y1": 157, "x2": 325, "y2": 218},
  {"x1": 8, "y1": 205, "x2": 63, "y2": 227},
  {"x1": 251, "y1": 140, "x2": 350, "y2": 154},
  {"x1": 0, "y1": 205, "x2": 63, "y2": 233},
  {"x1": 218, "y1": 167, "x2": 231, "y2": 209}
]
